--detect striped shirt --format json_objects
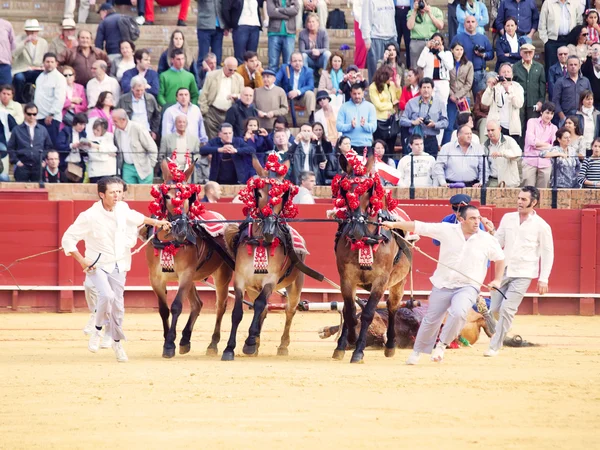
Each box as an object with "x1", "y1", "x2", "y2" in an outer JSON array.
[{"x1": 577, "y1": 157, "x2": 600, "y2": 187}]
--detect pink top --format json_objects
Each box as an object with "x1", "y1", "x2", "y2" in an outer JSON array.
[
  {"x1": 87, "y1": 107, "x2": 114, "y2": 133},
  {"x1": 63, "y1": 83, "x2": 88, "y2": 116},
  {"x1": 523, "y1": 117, "x2": 558, "y2": 169}
]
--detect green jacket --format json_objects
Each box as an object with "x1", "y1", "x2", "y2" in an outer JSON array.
[
  {"x1": 158, "y1": 69, "x2": 199, "y2": 107},
  {"x1": 512, "y1": 60, "x2": 546, "y2": 108}
]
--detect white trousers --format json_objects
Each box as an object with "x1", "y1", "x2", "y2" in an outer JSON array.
[
  {"x1": 414, "y1": 286, "x2": 478, "y2": 354},
  {"x1": 489, "y1": 276, "x2": 532, "y2": 351},
  {"x1": 64, "y1": 0, "x2": 92, "y2": 23},
  {"x1": 86, "y1": 267, "x2": 126, "y2": 341}
]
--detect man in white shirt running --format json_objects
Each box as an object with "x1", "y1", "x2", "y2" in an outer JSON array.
[
  {"x1": 62, "y1": 176, "x2": 170, "y2": 362},
  {"x1": 383, "y1": 204, "x2": 505, "y2": 364},
  {"x1": 480, "y1": 186, "x2": 554, "y2": 357}
]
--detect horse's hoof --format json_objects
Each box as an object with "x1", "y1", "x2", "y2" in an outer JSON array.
[
  {"x1": 206, "y1": 346, "x2": 218, "y2": 356},
  {"x1": 221, "y1": 351, "x2": 234, "y2": 361},
  {"x1": 384, "y1": 347, "x2": 395, "y2": 358},
  {"x1": 332, "y1": 349, "x2": 345, "y2": 360},
  {"x1": 277, "y1": 347, "x2": 289, "y2": 356},
  {"x1": 162, "y1": 347, "x2": 175, "y2": 359},
  {"x1": 350, "y1": 352, "x2": 364, "y2": 364},
  {"x1": 179, "y1": 343, "x2": 191, "y2": 355},
  {"x1": 243, "y1": 343, "x2": 257, "y2": 355}
]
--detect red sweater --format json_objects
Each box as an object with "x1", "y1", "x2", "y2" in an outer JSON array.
[{"x1": 399, "y1": 86, "x2": 419, "y2": 111}]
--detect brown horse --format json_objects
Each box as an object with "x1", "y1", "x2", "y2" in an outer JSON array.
[
  {"x1": 331, "y1": 152, "x2": 412, "y2": 363},
  {"x1": 145, "y1": 157, "x2": 234, "y2": 358},
  {"x1": 222, "y1": 155, "x2": 305, "y2": 361}
]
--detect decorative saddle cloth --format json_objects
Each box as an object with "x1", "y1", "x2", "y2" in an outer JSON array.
[{"x1": 196, "y1": 210, "x2": 227, "y2": 237}]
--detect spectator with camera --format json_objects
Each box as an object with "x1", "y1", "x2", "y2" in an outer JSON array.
[
  {"x1": 482, "y1": 63, "x2": 525, "y2": 142},
  {"x1": 56, "y1": 112, "x2": 88, "y2": 177},
  {"x1": 340, "y1": 65, "x2": 368, "y2": 102},
  {"x1": 451, "y1": 15, "x2": 494, "y2": 96},
  {"x1": 361, "y1": 0, "x2": 398, "y2": 82},
  {"x1": 400, "y1": 77, "x2": 448, "y2": 157},
  {"x1": 377, "y1": 43, "x2": 406, "y2": 88},
  {"x1": 407, "y1": 0, "x2": 444, "y2": 75},
  {"x1": 417, "y1": 33, "x2": 453, "y2": 119}
]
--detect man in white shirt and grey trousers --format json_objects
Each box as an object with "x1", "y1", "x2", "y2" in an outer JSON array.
[
  {"x1": 481, "y1": 186, "x2": 555, "y2": 357},
  {"x1": 62, "y1": 177, "x2": 170, "y2": 362},
  {"x1": 383, "y1": 204, "x2": 505, "y2": 364}
]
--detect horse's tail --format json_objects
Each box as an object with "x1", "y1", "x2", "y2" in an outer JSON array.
[{"x1": 224, "y1": 224, "x2": 240, "y2": 255}]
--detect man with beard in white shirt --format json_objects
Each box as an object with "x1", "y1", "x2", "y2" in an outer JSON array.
[
  {"x1": 62, "y1": 177, "x2": 170, "y2": 362},
  {"x1": 480, "y1": 186, "x2": 554, "y2": 357}
]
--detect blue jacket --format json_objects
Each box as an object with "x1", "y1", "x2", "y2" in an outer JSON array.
[
  {"x1": 7, "y1": 123, "x2": 53, "y2": 166},
  {"x1": 450, "y1": 33, "x2": 494, "y2": 72},
  {"x1": 275, "y1": 65, "x2": 315, "y2": 97},
  {"x1": 336, "y1": 99, "x2": 377, "y2": 147},
  {"x1": 120, "y1": 68, "x2": 160, "y2": 98},
  {"x1": 494, "y1": 0, "x2": 539, "y2": 35},
  {"x1": 200, "y1": 137, "x2": 255, "y2": 183},
  {"x1": 494, "y1": 34, "x2": 527, "y2": 71},
  {"x1": 56, "y1": 126, "x2": 87, "y2": 155},
  {"x1": 95, "y1": 12, "x2": 123, "y2": 55},
  {"x1": 547, "y1": 62, "x2": 565, "y2": 101}
]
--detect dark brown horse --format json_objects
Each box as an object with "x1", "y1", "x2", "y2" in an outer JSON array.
[
  {"x1": 145, "y1": 157, "x2": 234, "y2": 358},
  {"x1": 331, "y1": 152, "x2": 412, "y2": 363},
  {"x1": 222, "y1": 155, "x2": 305, "y2": 361}
]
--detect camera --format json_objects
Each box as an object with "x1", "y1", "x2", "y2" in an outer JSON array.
[
  {"x1": 423, "y1": 118, "x2": 432, "y2": 125},
  {"x1": 418, "y1": 0, "x2": 425, "y2": 9},
  {"x1": 253, "y1": 129, "x2": 260, "y2": 135},
  {"x1": 497, "y1": 76, "x2": 506, "y2": 82},
  {"x1": 474, "y1": 45, "x2": 485, "y2": 54}
]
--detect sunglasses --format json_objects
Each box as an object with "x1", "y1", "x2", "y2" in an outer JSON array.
[
  {"x1": 64, "y1": 73, "x2": 74, "y2": 77},
  {"x1": 582, "y1": 33, "x2": 590, "y2": 36},
  {"x1": 25, "y1": 112, "x2": 37, "y2": 116}
]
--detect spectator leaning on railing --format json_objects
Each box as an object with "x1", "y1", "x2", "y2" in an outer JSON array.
[
  {"x1": 578, "y1": 137, "x2": 600, "y2": 187},
  {"x1": 522, "y1": 101, "x2": 558, "y2": 188},
  {"x1": 434, "y1": 124, "x2": 487, "y2": 187}
]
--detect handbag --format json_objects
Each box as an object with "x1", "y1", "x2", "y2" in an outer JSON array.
[
  {"x1": 62, "y1": 110, "x2": 75, "y2": 127},
  {"x1": 377, "y1": 113, "x2": 401, "y2": 140},
  {"x1": 66, "y1": 162, "x2": 83, "y2": 182}
]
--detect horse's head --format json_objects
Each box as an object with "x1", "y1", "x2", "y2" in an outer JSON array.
[
  {"x1": 333, "y1": 151, "x2": 381, "y2": 241},
  {"x1": 239, "y1": 154, "x2": 298, "y2": 245},
  {"x1": 149, "y1": 152, "x2": 204, "y2": 243}
]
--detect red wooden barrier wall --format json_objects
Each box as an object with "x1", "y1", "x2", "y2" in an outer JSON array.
[{"x1": 1, "y1": 199, "x2": 599, "y2": 314}]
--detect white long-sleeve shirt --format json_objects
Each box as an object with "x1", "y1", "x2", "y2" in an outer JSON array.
[
  {"x1": 494, "y1": 211, "x2": 554, "y2": 283},
  {"x1": 162, "y1": 103, "x2": 208, "y2": 144},
  {"x1": 61, "y1": 201, "x2": 145, "y2": 273},
  {"x1": 414, "y1": 221, "x2": 504, "y2": 290},
  {"x1": 34, "y1": 69, "x2": 67, "y2": 121}
]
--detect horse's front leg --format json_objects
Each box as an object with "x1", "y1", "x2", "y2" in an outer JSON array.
[
  {"x1": 221, "y1": 286, "x2": 245, "y2": 362},
  {"x1": 179, "y1": 284, "x2": 203, "y2": 355},
  {"x1": 333, "y1": 279, "x2": 357, "y2": 360},
  {"x1": 243, "y1": 283, "x2": 274, "y2": 356},
  {"x1": 163, "y1": 281, "x2": 188, "y2": 358},
  {"x1": 351, "y1": 281, "x2": 387, "y2": 364}
]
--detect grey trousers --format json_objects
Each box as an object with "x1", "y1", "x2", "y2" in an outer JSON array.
[
  {"x1": 489, "y1": 276, "x2": 532, "y2": 351},
  {"x1": 409, "y1": 40, "x2": 427, "y2": 75},
  {"x1": 414, "y1": 285, "x2": 478, "y2": 354},
  {"x1": 367, "y1": 37, "x2": 398, "y2": 82},
  {"x1": 86, "y1": 267, "x2": 127, "y2": 341}
]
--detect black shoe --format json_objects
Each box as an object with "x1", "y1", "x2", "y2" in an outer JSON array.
[
  {"x1": 145, "y1": 21, "x2": 154, "y2": 25},
  {"x1": 309, "y1": 112, "x2": 314, "y2": 123},
  {"x1": 177, "y1": 19, "x2": 187, "y2": 26}
]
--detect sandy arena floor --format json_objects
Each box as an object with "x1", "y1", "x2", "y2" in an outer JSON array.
[{"x1": 0, "y1": 312, "x2": 599, "y2": 450}]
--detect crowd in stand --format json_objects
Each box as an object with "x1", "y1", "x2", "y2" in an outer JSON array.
[{"x1": 1, "y1": 0, "x2": 600, "y2": 192}]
